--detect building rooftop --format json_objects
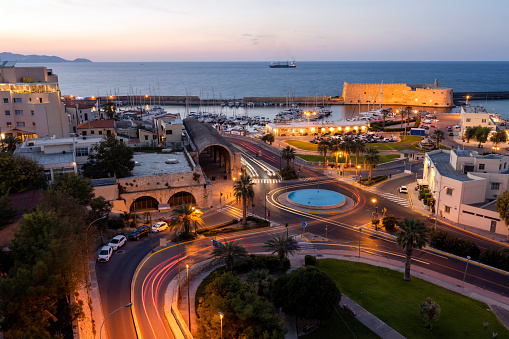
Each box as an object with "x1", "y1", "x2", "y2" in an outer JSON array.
[
  {"x1": 19, "y1": 151, "x2": 74, "y2": 165},
  {"x1": 77, "y1": 120, "x2": 115, "y2": 129},
  {"x1": 267, "y1": 120, "x2": 367, "y2": 129},
  {"x1": 22, "y1": 135, "x2": 104, "y2": 147},
  {"x1": 130, "y1": 152, "x2": 192, "y2": 177},
  {"x1": 428, "y1": 150, "x2": 473, "y2": 182}
]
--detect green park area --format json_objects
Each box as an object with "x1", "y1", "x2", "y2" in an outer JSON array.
[
  {"x1": 307, "y1": 259, "x2": 508, "y2": 339},
  {"x1": 296, "y1": 153, "x2": 399, "y2": 164},
  {"x1": 285, "y1": 140, "x2": 318, "y2": 151}
]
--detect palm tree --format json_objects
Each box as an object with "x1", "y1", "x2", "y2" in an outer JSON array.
[
  {"x1": 342, "y1": 137, "x2": 355, "y2": 168},
  {"x1": 317, "y1": 140, "x2": 329, "y2": 168},
  {"x1": 329, "y1": 139, "x2": 341, "y2": 168},
  {"x1": 264, "y1": 235, "x2": 301, "y2": 270},
  {"x1": 2, "y1": 134, "x2": 20, "y2": 153},
  {"x1": 143, "y1": 211, "x2": 152, "y2": 227},
  {"x1": 169, "y1": 202, "x2": 204, "y2": 235},
  {"x1": 233, "y1": 172, "x2": 255, "y2": 225},
  {"x1": 405, "y1": 106, "x2": 412, "y2": 135},
  {"x1": 281, "y1": 146, "x2": 296, "y2": 167},
  {"x1": 102, "y1": 101, "x2": 116, "y2": 119},
  {"x1": 363, "y1": 147, "x2": 380, "y2": 181},
  {"x1": 399, "y1": 109, "x2": 405, "y2": 134},
  {"x1": 381, "y1": 109, "x2": 389, "y2": 129},
  {"x1": 432, "y1": 130, "x2": 444, "y2": 150},
  {"x1": 396, "y1": 219, "x2": 429, "y2": 281},
  {"x1": 247, "y1": 268, "x2": 270, "y2": 296},
  {"x1": 352, "y1": 139, "x2": 366, "y2": 167},
  {"x1": 211, "y1": 240, "x2": 248, "y2": 272}
]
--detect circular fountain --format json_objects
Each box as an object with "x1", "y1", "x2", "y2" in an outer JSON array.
[{"x1": 286, "y1": 189, "x2": 346, "y2": 210}]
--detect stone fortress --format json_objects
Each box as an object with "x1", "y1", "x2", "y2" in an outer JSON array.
[{"x1": 342, "y1": 79, "x2": 453, "y2": 108}]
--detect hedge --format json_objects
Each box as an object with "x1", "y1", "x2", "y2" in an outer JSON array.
[
  {"x1": 429, "y1": 229, "x2": 481, "y2": 260},
  {"x1": 358, "y1": 175, "x2": 388, "y2": 186}
]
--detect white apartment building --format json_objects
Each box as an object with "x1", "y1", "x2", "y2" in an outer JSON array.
[
  {"x1": 153, "y1": 113, "x2": 185, "y2": 147},
  {"x1": 66, "y1": 103, "x2": 98, "y2": 134},
  {"x1": 0, "y1": 62, "x2": 69, "y2": 139},
  {"x1": 459, "y1": 106, "x2": 499, "y2": 135},
  {"x1": 423, "y1": 149, "x2": 509, "y2": 236},
  {"x1": 15, "y1": 135, "x2": 104, "y2": 183}
]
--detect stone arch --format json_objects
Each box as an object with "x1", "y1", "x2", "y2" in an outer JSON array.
[
  {"x1": 168, "y1": 191, "x2": 196, "y2": 207},
  {"x1": 130, "y1": 195, "x2": 159, "y2": 212}
]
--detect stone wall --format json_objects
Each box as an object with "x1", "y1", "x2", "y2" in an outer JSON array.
[{"x1": 342, "y1": 82, "x2": 453, "y2": 107}]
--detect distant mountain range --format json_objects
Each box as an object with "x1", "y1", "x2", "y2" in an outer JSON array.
[{"x1": 0, "y1": 52, "x2": 92, "y2": 63}]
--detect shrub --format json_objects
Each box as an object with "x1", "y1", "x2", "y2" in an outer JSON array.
[
  {"x1": 358, "y1": 175, "x2": 388, "y2": 186},
  {"x1": 479, "y1": 248, "x2": 509, "y2": 271},
  {"x1": 429, "y1": 229, "x2": 481, "y2": 260},
  {"x1": 305, "y1": 255, "x2": 318, "y2": 266},
  {"x1": 382, "y1": 215, "x2": 398, "y2": 231},
  {"x1": 280, "y1": 165, "x2": 298, "y2": 180},
  {"x1": 170, "y1": 232, "x2": 198, "y2": 243},
  {"x1": 231, "y1": 255, "x2": 290, "y2": 274}
]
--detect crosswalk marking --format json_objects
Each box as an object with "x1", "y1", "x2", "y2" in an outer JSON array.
[
  {"x1": 298, "y1": 175, "x2": 331, "y2": 182},
  {"x1": 252, "y1": 178, "x2": 281, "y2": 184},
  {"x1": 216, "y1": 205, "x2": 257, "y2": 219},
  {"x1": 334, "y1": 177, "x2": 411, "y2": 207}
]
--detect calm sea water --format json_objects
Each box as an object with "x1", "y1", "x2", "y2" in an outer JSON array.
[{"x1": 23, "y1": 61, "x2": 509, "y2": 118}]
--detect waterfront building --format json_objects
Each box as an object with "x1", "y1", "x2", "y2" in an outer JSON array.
[
  {"x1": 76, "y1": 119, "x2": 115, "y2": 137},
  {"x1": 342, "y1": 80, "x2": 453, "y2": 108},
  {"x1": 265, "y1": 120, "x2": 368, "y2": 136},
  {"x1": 153, "y1": 113, "x2": 185, "y2": 148},
  {"x1": 459, "y1": 105, "x2": 500, "y2": 135},
  {"x1": 0, "y1": 62, "x2": 69, "y2": 140},
  {"x1": 423, "y1": 149, "x2": 509, "y2": 236}
]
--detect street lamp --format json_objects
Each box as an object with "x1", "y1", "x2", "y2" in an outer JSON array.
[
  {"x1": 100, "y1": 302, "x2": 132, "y2": 339},
  {"x1": 371, "y1": 198, "x2": 378, "y2": 230},
  {"x1": 264, "y1": 189, "x2": 269, "y2": 221},
  {"x1": 186, "y1": 263, "x2": 191, "y2": 332},
  {"x1": 466, "y1": 95, "x2": 470, "y2": 105},
  {"x1": 357, "y1": 226, "x2": 362, "y2": 258},
  {"x1": 433, "y1": 185, "x2": 447, "y2": 231},
  {"x1": 461, "y1": 256, "x2": 471, "y2": 287},
  {"x1": 176, "y1": 231, "x2": 181, "y2": 296},
  {"x1": 218, "y1": 312, "x2": 224, "y2": 339}
]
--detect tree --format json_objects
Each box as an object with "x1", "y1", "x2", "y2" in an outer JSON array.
[
  {"x1": 432, "y1": 130, "x2": 445, "y2": 150},
  {"x1": 262, "y1": 133, "x2": 275, "y2": 145},
  {"x1": 233, "y1": 172, "x2": 255, "y2": 225},
  {"x1": 464, "y1": 126, "x2": 476, "y2": 143},
  {"x1": 382, "y1": 215, "x2": 398, "y2": 231},
  {"x1": 341, "y1": 137, "x2": 354, "y2": 167},
  {"x1": 52, "y1": 173, "x2": 94, "y2": 205},
  {"x1": 396, "y1": 218, "x2": 429, "y2": 280},
  {"x1": 281, "y1": 146, "x2": 296, "y2": 167},
  {"x1": 247, "y1": 268, "x2": 270, "y2": 296},
  {"x1": 381, "y1": 109, "x2": 389, "y2": 128},
  {"x1": 317, "y1": 140, "x2": 329, "y2": 168},
  {"x1": 264, "y1": 235, "x2": 301, "y2": 270},
  {"x1": 0, "y1": 153, "x2": 47, "y2": 195},
  {"x1": 352, "y1": 139, "x2": 366, "y2": 167},
  {"x1": 82, "y1": 135, "x2": 135, "y2": 178},
  {"x1": 329, "y1": 139, "x2": 341, "y2": 168},
  {"x1": 495, "y1": 191, "x2": 509, "y2": 240},
  {"x1": 491, "y1": 130, "x2": 507, "y2": 148},
  {"x1": 1, "y1": 134, "x2": 21, "y2": 153},
  {"x1": 364, "y1": 147, "x2": 380, "y2": 181},
  {"x1": 420, "y1": 297, "x2": 441, "y2": 329},
  {"x1": 169, "y1": 202, "x2": 204, "y2": 234},
  {"x1": 404, "y1": 106, "x2": 412, "y2": 135},
  {"x1": 0, "y1": 192, "x2": 15, "y2": 229},
  {"x1": 102, "y1": 101, "x2": 116, "y2": 119},
  {"x1": 272, "y1": 267, "x2": 341, "y2": 322},
  {"x1": 210, "y1": 240, "x2": 248, "y2": 272},
  {"x1": 399, "y1": 109, "x2": 405, "y2": 134},
  {"x1": 474, "y1": 126, "x2": 490, "y2": 148}
]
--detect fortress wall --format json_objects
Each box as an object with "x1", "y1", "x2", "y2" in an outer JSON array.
[{"x1": 342, "y1": 82, "x2": 453, "y2": 107}]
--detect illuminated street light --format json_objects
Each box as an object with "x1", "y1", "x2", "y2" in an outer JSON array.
[
  {"x1": 466, "y1": 95, "x2": 470, "y2": 105},
  {"x1": 100, "y1": 302, "x2": 132, "y2": 339},
  {"x1": 186, "y1": 263, "x2": 191, "y2": 332},
  {"x1": 219, "y1": 312, "x2": 224, "y2": 339}
]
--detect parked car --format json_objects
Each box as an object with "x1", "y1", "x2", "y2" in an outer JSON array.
[
  {"x1": 449, "y1": 132, "x2": 454, "y2": 136},
  {"x1": 97, "y1": 246, "x2": 113, "y2": 262},
  {"x1": 128, "y1": 225, "x2": 151, "y2": 240},
  {"x1": 108, "y1": 235, "x2": 127, "y2": 250},
  {"x1": 399, "y1": 186, "x2": 408, "y2": 194},
  {"x1": 152, "y1": 221, "x2": 169, "y2": 233}
]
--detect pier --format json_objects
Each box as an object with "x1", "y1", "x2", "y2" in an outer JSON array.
[{"x1": 454, "y1": 91, "x2": 509, "y2": 103}]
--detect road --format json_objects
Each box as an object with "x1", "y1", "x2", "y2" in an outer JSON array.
[{"x1": 96, "y1": 136, "x2": 509, "y2": 339}]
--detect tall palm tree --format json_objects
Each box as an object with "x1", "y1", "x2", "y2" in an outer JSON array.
[
  {"x1": 281, "y1": 146, "x2": 296, "y2": 167},
  {"x1": 432, "y1": 130, "x2": 445, "y2": 150},
  {"x1": 2, "y1": 134, "x2": 20, "y2": 153},
  {"x1": 342, "y1": 137, "x2": 355, "y2": 168},
  {"x1": 317, "y1": 140, "x2": 330, "y2": 168},
  {"x1": 396, "y1": 219, "x2": 429, "y2": 281},
  {"x1": 169, "y1": 202, "x2": 204, "y2": 234},
  {"x1": 364, "y1": 147, "x2": 380, "y2": 181},
  {"x1": 405, "y1": 106, "x2": 413, "y2": 135},
  {"x1": 233, "y1": 172, "x2": 255, "y2": 225},
  {"x1": 143, "y1": 211, "x2": 152, "y2": 227},
  {"x1": 210, "y1": 240, "x2": 248, "y2": 272},
  {"x1": 399, "y1": 109, "x2": 405, "y2": 134},
  {"x1": 353, "y1": 139, "x2": 366, "y2": 167},
  {"x1": 328, "y1": 139, "x2": 340, "y2": 168},
  {"x1": 264, "y1": 235, "x2": 301, "y2": 269},
  {"x1": 247, "y1": 268, "x2": 270, "y2": 296},
  {"x1": 381, "y1": 109, "x2": 389, "y2": 129}
]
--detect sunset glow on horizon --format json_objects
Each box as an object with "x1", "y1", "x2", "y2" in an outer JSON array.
[{"x1": 3, "y1": 0, "x2": 509, "y2": 62}]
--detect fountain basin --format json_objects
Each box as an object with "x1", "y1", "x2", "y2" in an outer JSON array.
[{"x1": 287, "y1": 189, "x2": 346, "y2": 210}]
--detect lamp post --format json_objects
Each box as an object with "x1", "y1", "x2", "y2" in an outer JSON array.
[
  {"x1": 461, "y1": 256, "x2": 471, "y2": 287},
  {"x1": 264, "y1": 189, "x2": 269, "y2": 221},
  {"x1": 433, "y1": 185, "x2": 446, "y2": 231},
  {"x1": 466, "y1": 95, "x2": 470, "y2": 106},
  {"x1": 357, "y1": 226, "x2": 362, "y2": 258},
  {"x1": 371, "y1": 198, "x2": 378, "y2": 230},
  {"x1": 186, "y1": 263, "x2": 191, "y2": 332},
  {"x1": 176, "y1": 231, "x2": 181, "y2": 296},
  {"x1": 218, "y1": 312, "x2": 224, "y2": 339},
  {"x1": 100, "y1": 302, "x2": 132, "y2": 339}
]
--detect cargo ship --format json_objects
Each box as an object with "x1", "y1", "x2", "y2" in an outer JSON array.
[{"x1": 269, "y1": 59, "x2": 296, "y2": 68}]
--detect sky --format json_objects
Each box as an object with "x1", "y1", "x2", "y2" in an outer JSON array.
[{"x1": 3, "y1": 0, "x2": 509, "y2": 62}]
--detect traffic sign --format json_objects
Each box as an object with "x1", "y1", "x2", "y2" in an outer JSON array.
[{"x1": 302, "y1": 221, "x2": 308, "y2": 227}]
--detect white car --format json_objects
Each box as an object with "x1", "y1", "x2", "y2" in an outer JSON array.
[
  {"x1": 108, "y1": 235, "x2": 126, "y2": 250},
  {"x1": 399, "y1": 186, "x2": 408, "y2": 194},
  {"x1": 97, "y1": 246, "x2": 113, "y2": 262},
  {"x1": 152, "y1": 221, "x2": 169, "y2": 233},
  {"x1": 423, "y1": 119, "x2": 432, "y2": 124}
]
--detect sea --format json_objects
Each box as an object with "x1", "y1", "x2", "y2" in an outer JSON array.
[{"x1": 23, "y1": 61, "x2": 509, "y2": 120}]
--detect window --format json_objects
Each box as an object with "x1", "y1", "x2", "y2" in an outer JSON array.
[
  {"x1": 32, "y1": 122, "x2": 36, "y2": 127},
  {"x1": 479, "y1": 164, "x2": 485, "y2": 170},
  {"x1": 91, "y1": 130, "x2": 95, "y2": 135},
  {"x1": 2, "y1": 98, "x2": 7, "y2": 103},
  {"x1": 491, "y1": 183, "x2": 500, "y2": 190},
  {"x1": 482, "y1": 119, "x2": 486, "y2": 123},
  {"x1": 15, "y1": 110, "x2": 23, "y2": 116},
  {"x1": 76, "y1": 148, "x2": 89, "y2": 157},
  {"x1": 44, "y1": 169, "x2": 52, "y2": 182},
  {"x1": 444, "y1": 206, "x2": 451, "y2": 213},
  {"x1": 446, "y1": 188, "x2": 453, "y2": 195},
  {"x1": 17, "y1": 122, "x2": 25, "y2": 127},
  {"x1": 6, "y1": 122, "x2": 12, "y2": 127},
  {"x1": 466, "y1": 118, "x2": 471, "y2": 122},
  {"x1": 144, "y1": 135, "x2": 149, "y2": 140},
  {"x1": 99, "y1": 130, "x2": 102, "y2": 135},
  {"x1": 166, "y1": 130, "x2": 173, "y2": 135},
  {"x1": 505, "y1": 162, "x2": 507, "y2": 169},
  {"x1": 29, "y1": 98, "x2": 32, "y2": 102},
  {"x1": 31, "y1": 110, "x2": 34, "y2": 116},
  {"x1": 14, "y1": 98, "x2": 22, "y2": 103},
  {"x1": 4, "y1": 110, "x2": 10, "y2": 116}
]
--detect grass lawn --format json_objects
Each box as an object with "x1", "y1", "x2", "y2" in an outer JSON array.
[
  {"x1": 301, "y1": 306, "x2": 379, "y2": 339},
  {"x1": 285, "y1": 140, "x2": 318, "y2": 151},
  {"x1": 371, "y1": 135, "x2": 424, "y2": 153},
  {"x1": 296, "y1": 154, "x2": 399, "y2": 164},
  {"x1": 316, "y1": 259, "x2": 508, "y2": 339}
]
